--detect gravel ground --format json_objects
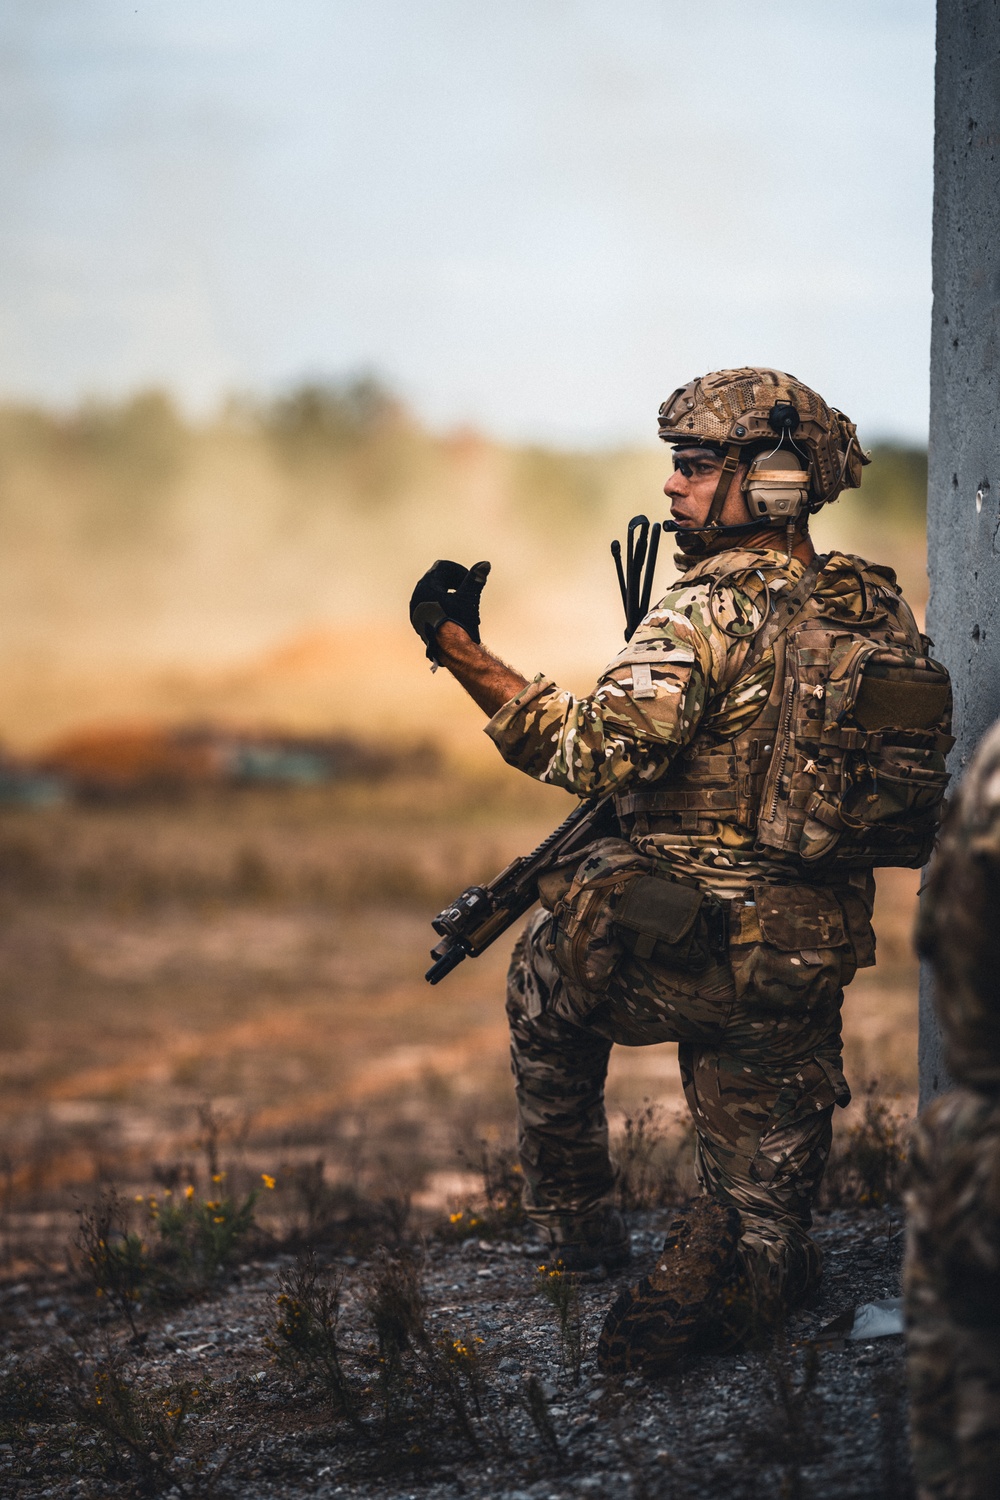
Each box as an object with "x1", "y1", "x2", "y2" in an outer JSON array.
[{"x1": 0, "y1": 1206, "x2": 911, "y2": 1500}]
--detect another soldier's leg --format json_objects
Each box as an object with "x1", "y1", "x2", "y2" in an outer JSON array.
[
  {"x1": 905, "y1": 1090, "x2": 1000, "y2": 1500},
  {"x1": 506, "y1": 910, "x2": 615, "y2": 1243}
]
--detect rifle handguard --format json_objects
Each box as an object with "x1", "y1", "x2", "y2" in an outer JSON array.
[
  {"x1": 426, "y1": 881, "x2": 536, "y2": 983},
  {"x1": 423, "y1": 793, "x2": 618, "y2": 984}
]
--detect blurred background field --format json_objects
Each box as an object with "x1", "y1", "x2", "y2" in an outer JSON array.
[
  {"x1": 0, "y1": 386, "x2": 928, "y2": 1266},
  {"x1": 0, "y1": 384, "x2": 927, "y2": 754}
]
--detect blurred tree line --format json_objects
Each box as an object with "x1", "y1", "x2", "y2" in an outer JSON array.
[
  {"x1": 0, "y1": 379, "x2": 929, "y2": 753},
  {"x1": 0, "y1": 380, "x2": 927, "y2": 544}
]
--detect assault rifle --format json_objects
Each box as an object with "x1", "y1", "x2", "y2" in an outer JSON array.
[
  {"x1": 425, "y1": 792, "x2": 618, "y2": 983},
  {"x1": 423, "y1": 514, "x2": 659, "y2": 985}
]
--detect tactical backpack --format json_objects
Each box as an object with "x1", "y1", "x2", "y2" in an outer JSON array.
[
  {"x1": 754, "y1": 558, "x2": 953, "y2": 868},
  {"x1": 616, "y1": 552, "x2": 954, "y2": 873}
]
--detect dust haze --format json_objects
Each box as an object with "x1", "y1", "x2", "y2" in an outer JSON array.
[{"x1": 0, "y1": 381, "x2": 926, "y2": 756}]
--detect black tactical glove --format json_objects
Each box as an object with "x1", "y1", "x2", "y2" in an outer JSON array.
[{"x1": 409, "y1": 559, "x2": 492, "y2": 663}]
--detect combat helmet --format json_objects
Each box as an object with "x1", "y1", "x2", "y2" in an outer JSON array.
[{"x1": 658, "y1": 367, "x2": 869, "y2": 543}]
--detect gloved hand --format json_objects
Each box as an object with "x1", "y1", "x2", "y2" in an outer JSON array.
[{"x1": 409, "y1": 559, "x2": 492, "y2": 662}]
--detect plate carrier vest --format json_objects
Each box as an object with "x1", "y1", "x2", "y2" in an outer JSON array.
[{"x1": 614, "y1": 551, "x2": 954, "y2": 874}]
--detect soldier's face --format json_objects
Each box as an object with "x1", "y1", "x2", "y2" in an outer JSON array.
[{"x1": 663, "y1": 447, "x2": 751, "y2": 530}]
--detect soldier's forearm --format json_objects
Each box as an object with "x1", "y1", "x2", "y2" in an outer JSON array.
[{"x1": 435, "y1": 622, "x2": 529, "y2": 717}]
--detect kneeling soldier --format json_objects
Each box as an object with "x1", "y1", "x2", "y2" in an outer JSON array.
[{"x1": 411, "y1": 368, "x2": 950, "y2": 1372}]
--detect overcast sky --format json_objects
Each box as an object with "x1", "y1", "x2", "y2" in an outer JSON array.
[{"x1": 0, "y1": 0, "x2": 935, "y2": 445}]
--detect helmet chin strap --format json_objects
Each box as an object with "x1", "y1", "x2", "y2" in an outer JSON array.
[
  {"x1": 661, "y1": 517, "x2": 763, "y2": 538},
  {"x1": 661, "y1": 516, "x2": 764, "y2": 557},
  {"x1": 706, "y1": 443, "x2": 743, "y2": 526}
]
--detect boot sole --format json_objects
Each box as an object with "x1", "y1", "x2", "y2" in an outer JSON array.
[{"x1": 597, "y1": 1198, "x2": 740, "y2": 1376}]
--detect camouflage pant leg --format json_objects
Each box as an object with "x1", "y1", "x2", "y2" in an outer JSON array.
[
  {"x1": 697, "y1": 935, "x2": 852, "y2": 1306},
  {"x1": 508, "y1": 908, "x2": 849, "y2": 1302},
  {"x1": 905, "y1": 1089, "x2": 1000, "y2": 1500},
  {"x1": 680, "y1": 1043, "x2": 834, "y2": 1308},
  {"x1": 506, "y1": 909, "x2": 615, "y2": 1240}
]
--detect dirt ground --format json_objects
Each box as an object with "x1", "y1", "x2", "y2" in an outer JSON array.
[
  {"x1": 0, "y1": 1204, "x2": 912, "y2": 1500},
  {"x1": 0, "y1": 767, "x2": 923, "y2": 1497},
  {"x1": 0, "y1": 767, "x2": 920, "y2": 1270}
]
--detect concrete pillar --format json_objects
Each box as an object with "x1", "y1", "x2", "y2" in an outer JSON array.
[{"x1": 921, "y1": 1, "x2": 1000, "y2": 1104}]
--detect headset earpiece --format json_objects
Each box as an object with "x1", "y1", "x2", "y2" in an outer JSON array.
[{"x1": 743, "y1": 448, "x2": 811, "y2": 525}]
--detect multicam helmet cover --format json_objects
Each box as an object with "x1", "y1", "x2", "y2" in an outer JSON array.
[{"x1": 658, "y1": 367, "x2": 868, "y2": 512}]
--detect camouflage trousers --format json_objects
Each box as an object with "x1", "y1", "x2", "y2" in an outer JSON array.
[
  {"x1": 905, "y1": 1088, "x2": 1000, "y2": 1500},
  {"x1": 507, "y1": 907, "x2": 855, "y2": 1308}
]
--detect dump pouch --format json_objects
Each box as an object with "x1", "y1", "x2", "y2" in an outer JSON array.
[
  {"x1": 541, "y1": 838, "x2": 727, "y2": 990},
  {"x1": 541, "y1": 837, "x2": 652, "y2": 991}
]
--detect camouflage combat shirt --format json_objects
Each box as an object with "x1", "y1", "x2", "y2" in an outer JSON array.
[
  {"x1": 918, "y1": 715, "x2": 1000, "y2": 1088},
  {"x1": 487, "y1": 546, "x2": 882, "y2": 900}
]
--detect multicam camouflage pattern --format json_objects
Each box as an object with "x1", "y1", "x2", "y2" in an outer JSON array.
[
  {"x1": 489, "y1": 542, "x2": 904, "y2": 1315},
  {"x1": 488, "y1": 548, "x2": 903, "y2": 901},
  {"x1": 507, "y1": 903, "x2": 854, "y2": 1307},
  {"x1": 905, "y1": 1091, "x2": 1000, "y2": 1500},
  {"x1": 906, "y1": 718, "x2": 1000, "y2": 1498},
  {"x1": 488, "y1": 548, "x2": 790, "y2": 898},
  {"x1": 917, "y1": 717, "x2": 1000, "y2": 1090},
  {"x1": 656, "y1": 367, "x2": 869, "y2": 508}
]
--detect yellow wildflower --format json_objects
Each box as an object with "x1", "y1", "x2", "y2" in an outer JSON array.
[
  {"x1": 261, "y1": 1174, "x2": 276, "y2": 1190},
  {"x1": 184, "y1": 1185, "x2": 195, "y2": 1200}
]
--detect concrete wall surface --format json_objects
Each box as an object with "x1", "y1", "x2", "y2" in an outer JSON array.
[{"x1": 921, "y1": 0, "x2": 1000, "y2": 1103}]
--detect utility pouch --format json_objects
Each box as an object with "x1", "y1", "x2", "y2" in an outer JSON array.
[
  {"x1": 613, "y1": 875, "x2": 726, "y2": 973},
  {"x1": 751, "y1": 883, "x2": 849, "y2": 952},
  {"x1": 542, "y1": 838, "x2": 652, "y2": 992}
]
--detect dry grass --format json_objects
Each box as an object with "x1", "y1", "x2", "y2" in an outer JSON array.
[{"x1": 0, "y1": 766, "x2": 921, "y2": 1269}]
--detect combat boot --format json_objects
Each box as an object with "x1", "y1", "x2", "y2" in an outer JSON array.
[
  {"x1": 544, "y1": 1208, "x2": 632, "y2": 1274},
  {"x1": 597, "y1": 1197, "x2": 740, "y2": 1375}
]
